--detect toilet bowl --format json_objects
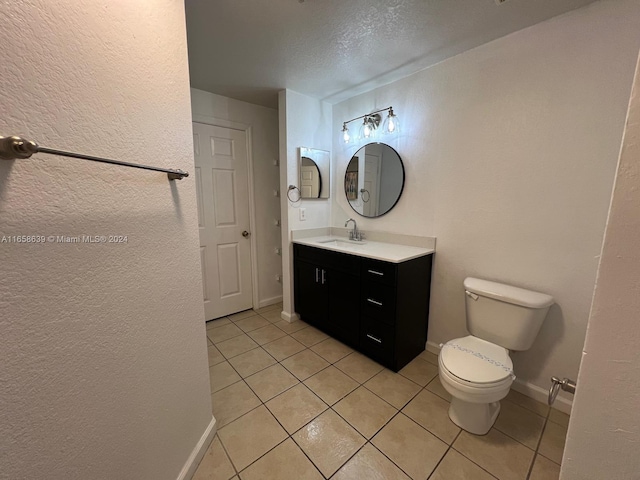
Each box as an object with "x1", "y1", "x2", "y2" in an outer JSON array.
[
  {"x1": 438, "y1": 335, "x2": 514, "y2": 435},
  {"x1": 437, "y1": 277, "x2": 554, "y2": 435}
]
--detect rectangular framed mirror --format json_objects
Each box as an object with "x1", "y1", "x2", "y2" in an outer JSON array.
[{"x1": 299, "y1": 147, "x2": 330, "y2": 199}]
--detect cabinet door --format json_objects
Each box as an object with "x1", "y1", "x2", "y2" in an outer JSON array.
[
  {"x1": 327, "y1": 269, "x2": 360, "y2": 347},
  {"x1": 295, "y1": 260, "x2": 328, "y2": 328}
]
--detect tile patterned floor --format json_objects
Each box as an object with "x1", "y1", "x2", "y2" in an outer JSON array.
[{"x1": 195, "y1": 304, "x2": 569, "y2": 480}]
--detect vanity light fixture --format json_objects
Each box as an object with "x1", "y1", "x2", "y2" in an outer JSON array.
[{"x1": 340, "y1": 106, "x2": 399, "y2": 144}]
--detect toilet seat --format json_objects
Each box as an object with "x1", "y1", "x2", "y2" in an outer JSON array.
[
  {"x1": 439, "y1": 358, "x2": 513, "y2": 401},
  {"x1": 440, "y1": 336, "x2": 513, "y2": 386}
]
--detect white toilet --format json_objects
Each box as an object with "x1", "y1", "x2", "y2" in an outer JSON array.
[{"x1": 438, "y1": 277, "x2": 554, "y2": 435}]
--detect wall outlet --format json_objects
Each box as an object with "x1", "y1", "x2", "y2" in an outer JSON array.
[{"x1": 299, "y1": 208, "x2": 306, "y2": 221}]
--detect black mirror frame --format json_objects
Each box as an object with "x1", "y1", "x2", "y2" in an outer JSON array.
[{"x1": 344, "y1": 142, "x2": 405, "y2": 218}]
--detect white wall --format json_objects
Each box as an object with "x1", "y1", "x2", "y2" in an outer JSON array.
[
  {"x1": 331, "y1": 0, "x2": 640, "y2": 401},
  {"x1": 0, "y1": 2, "x2": 212, "y2": 479},
  {"x1": 190, "y1": 89, "x2": 283, "y2": 307},
  {"x1": 560, "y1": 51, "x2": 640, "y2": 480},
  {"x1": 279, "y1": 90, "x2": 332, "y2": 319}
]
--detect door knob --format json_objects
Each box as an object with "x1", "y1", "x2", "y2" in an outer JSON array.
[{"x1": 242, "y1": 230, "x2": 251, "y2": 238}]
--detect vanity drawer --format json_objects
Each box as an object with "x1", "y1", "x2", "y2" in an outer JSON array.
[
  {"x1": 361, "y1": 258, "x2": 396, "y2": 286},
  {"x1": 294, "y1": 244, "x2": 360, "y2": 274},
  {"x1": 361, "y1": 281, "x2": 396, "y2": 324},
  {"x1": 360, "y1": 317, "x2": 394, "y2": 364}
]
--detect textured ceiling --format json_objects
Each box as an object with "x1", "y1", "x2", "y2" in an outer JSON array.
[{"x1": 185, "y1": 0, "x2": 598, "y2": 108}]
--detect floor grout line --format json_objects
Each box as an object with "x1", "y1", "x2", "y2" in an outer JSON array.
[
  {"x1": 527, "y1": 414, "x2": 556, "y2": 479},
  {"x1": 426, "y1": 430, "x2": 463, "y2": 479},
  {"x1": 288, "y1": 424, "x2": 349, "y2": 479},
  {"x1": 331, "y1": 406, "x2": 412, "y2": 478},
  {"x1": 216, "y1": 438, "x2": 239, "y2": 479},
  {"x1": 233, "y1": 435, "x2": 291, "y2": 477},
  {"x1": 448, "y1": 442, "x2": 501, "y2": 480}
]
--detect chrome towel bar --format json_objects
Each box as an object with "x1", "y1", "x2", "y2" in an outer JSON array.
[
  {"x1": 548, "y1": 376, "x2": 576, "y2": 405},
  {"x1": 0, "y1": 135, "x2": 189, "y2": 181}
]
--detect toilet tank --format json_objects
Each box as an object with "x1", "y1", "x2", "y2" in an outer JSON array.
[{"x1": 464, "y1": 277, "x2": 554, "y2": 351}]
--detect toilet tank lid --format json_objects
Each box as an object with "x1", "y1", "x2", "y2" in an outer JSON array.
[{"x1": 464, "y1": 277, "x2": 554, "y2": 308}]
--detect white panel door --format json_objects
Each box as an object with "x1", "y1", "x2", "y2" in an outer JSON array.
[
  {"x1": 300, "y1": 165, "x2": 320, "y2": 198},
  {"x1": 363, "y1": 152, "x2": 381, "y2": 217},
  {"x1": 193, "y1": 122, "x2": 253, "y2": 320}
]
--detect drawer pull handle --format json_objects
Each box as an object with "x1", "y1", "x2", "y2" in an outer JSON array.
[
  {"x1": 315, "y1": 268, "x2": 319, "y2": 283},
  {"x1": 366, "y1": 334, "x2": 383, "y2": 344},
  {"x1": 367, "y1": 298, "x2": 383, "y2": 306},
  {"x1": 368, "y1": 269, "x2": 384, "y2": 276}
]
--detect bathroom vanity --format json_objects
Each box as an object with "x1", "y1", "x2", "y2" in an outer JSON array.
[{"x1": 293, "y1": 237, "x2": 434, "y2": 372}]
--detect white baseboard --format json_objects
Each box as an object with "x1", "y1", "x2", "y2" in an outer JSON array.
[
  {"x1": 257, "y1": 295, "x2": 283, "y2": 309},
  {"x1": 426, "y1": 340, "x2": 442, "y2": 356},
  {"x1": 511, "y1": 379, "x2": 573, "y2": 414},
  {"x1": 176, "y1": 415, "x2": 217, "y2": 480},
  {"x1": 280, "y1": 311, "x2": 299, "y2": 323},
  {"x1": 425, "y1": 341, "x2": 572, "y2": 415}
]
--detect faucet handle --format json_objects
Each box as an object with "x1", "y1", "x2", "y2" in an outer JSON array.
[{"x1": 358, "y1": 231, "x2": 365, "y2": 241}]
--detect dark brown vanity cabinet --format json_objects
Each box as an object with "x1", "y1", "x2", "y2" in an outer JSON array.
[
  {"x1": 294, "y1": 243, "x2": 433, "y2": 372},
  {"x1": 294, "y1": 245, "x2": 360, "y2": 347}
]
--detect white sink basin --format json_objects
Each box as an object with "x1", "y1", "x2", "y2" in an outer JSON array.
[{"x1": 318, "y1": 239, "x2": 366, "y2": 248}]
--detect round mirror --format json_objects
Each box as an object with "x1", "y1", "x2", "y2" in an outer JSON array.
[{"x1": 344, "y1": 143, "x2": 405, "y2": 217}]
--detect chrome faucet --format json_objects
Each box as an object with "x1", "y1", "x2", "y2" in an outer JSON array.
[{"x1": 345, "y1": 218, "x2": 363, "y2": 241}]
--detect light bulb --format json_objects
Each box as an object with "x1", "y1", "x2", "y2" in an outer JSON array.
[
  {"x1": 363, "y1": 123, "x2": 371, "y2": 138},
  {"x1": 360, "y1": 116, "x2": 375, "y2": 140},
  {"x1": 387, "y1": 117, "x2": 396, "y2": 133},
  {"x1": 382, "y1": 108, "x2": 400, "y2": 135},
  {"x1": 341, "y1": 123, "x2": 350, "y2": 144}
]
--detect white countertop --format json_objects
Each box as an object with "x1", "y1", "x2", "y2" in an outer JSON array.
[{"x1": 293, "y1": 235, "x2": 434, "y2": 263}]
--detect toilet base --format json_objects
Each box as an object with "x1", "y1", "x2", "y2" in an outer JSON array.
[{"x1": 448, "y1": 397, "x2": 501, "y2": 435}]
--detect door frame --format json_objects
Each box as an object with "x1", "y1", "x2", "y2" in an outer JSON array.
[{"x1": 192, "y1": 114, "x2": 260, "y2": 311}]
